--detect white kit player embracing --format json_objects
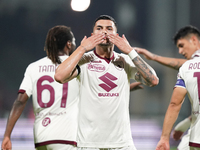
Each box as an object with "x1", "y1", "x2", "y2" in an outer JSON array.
[
  {"x1": 1, "y1": 25, "x2": 79, "y2": 150},
  {"x1": 156, "y1": 25, "x2": 200, "y2": 150},
  {"x1": 55, "y1": 15, "x2": 159, "y2": 150}
]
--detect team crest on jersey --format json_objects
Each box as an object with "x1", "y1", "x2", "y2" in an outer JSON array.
[
  {"x1": 88, "y1": 63, "x2": 105, "y2": 72},
  {"x1": 113, "y1": 61, "x2": 124, "y2": 71},
  {"x1": 42, "y1": 117, "x2": 51, "y2": 127}
]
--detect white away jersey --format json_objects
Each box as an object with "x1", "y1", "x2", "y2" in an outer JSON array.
[
  {"x1": 19, "y1": 56, "x2": 79, "y2": 147},
  {"x1": 174, "y1": 50, "x2": 200, "y2": 148},
  {"x1": 76, "y1": 50, "x2": 138, "y2": 148}
]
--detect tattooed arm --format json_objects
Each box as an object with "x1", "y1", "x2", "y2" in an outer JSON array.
[
  {"x1": 134, "y1": 47, "x2": 186, "y2": 70},
  {"x1": 108, "y1": 34, "x2": 159, "y2": 87},
  {"x1": 133, "y1": 55, "x2": 159, "y2": 87}
]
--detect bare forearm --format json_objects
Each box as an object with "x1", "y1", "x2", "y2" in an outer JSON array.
[
  {"x1": 161, "y1": 103, "x2": 182, "y2": 140},
  {"x1": 4, "y1": 100, "x2": 26, "y2": 138},
  {"x1": 55, "y1": 46, "x2": 85, "y2": 83},
  {"x1": 154, "y1": 55, "x2": 186, "y2": 70},
  {"x1": 133, "y1": 55, "x2": 159, "y2": 87}
]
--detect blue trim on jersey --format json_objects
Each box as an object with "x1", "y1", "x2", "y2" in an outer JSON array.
[{"x1": 175, "y1": 79, "x2": 186, "y2": 88}]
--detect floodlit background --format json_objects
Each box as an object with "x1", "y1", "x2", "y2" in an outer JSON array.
[{"x1": 0, "y1": 0, "x2": 199, "y2": 149}]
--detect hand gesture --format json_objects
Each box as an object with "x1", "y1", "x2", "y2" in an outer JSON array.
[
  {"x1": 108, "y1": 34, "x2": 132, "y2": 54},
  {"x1": 80, "y1": 34, "x2": 104, "y2": 52}
]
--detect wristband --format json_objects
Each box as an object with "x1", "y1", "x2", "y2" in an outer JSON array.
[{"x1": 128, "y1": 49, "x2": 138, "y2": 60}]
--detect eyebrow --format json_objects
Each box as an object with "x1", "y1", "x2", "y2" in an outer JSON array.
[
  {"x1": 177, "y1": 43, "x2": 183, "y2": 47},
  {"x1": 96, "y1": 25, "x2": 113, "y2": 28}
]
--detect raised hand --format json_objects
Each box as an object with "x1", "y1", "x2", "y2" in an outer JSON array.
[
  {"x1": 80, "y1": 34, "x2": 104, "y2": 52},
  {"x1": 108, "y1": 34, "x2": 133, "y2": 54}
]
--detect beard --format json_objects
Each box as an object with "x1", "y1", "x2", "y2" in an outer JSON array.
[
  {"x1": 99, "y1": 37, "x2": 113, "y2": 47},
  {"x1": 99, "y1": 42, "x2": 113, "y2": 47}
]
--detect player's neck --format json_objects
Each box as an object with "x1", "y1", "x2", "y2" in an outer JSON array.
[{"x1": 58, "y1": 50, "x2": 69, "y2": 56}]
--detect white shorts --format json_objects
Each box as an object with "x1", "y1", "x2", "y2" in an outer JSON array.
[
  {"x1": 36, "y1": 144, "x2": 77, "y2": 150},
  {"x1": 177, "y1": 133, "x2": 190, "y2": 150},
  {"x1": 77, "y1": 145, "x2": 137, "y2": 150}
]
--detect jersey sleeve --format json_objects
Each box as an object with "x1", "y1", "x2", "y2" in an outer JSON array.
[
  {"x1": 19, "y1": 64, "x2": 33, "y2": 97},
  {"x1": 174, "y1": 70, "x2": 186, "y2": 89}
]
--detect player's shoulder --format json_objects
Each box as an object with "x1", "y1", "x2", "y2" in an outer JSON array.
[
  {"x1": 114, "y1": 51, "x2": 128, "y2": 58},
  {"x1": 113, "y1": 51, "x2": 131, "y2": 63},
  {"x1": 27, "y1": 57, "x2": 50, "y2": 68},
  {"x1": 179, "y1": 57, "x2": 200, "y2": 72},
  {"x1": 80, "y1": 51, "x2": 96, "y2": 64},
  {"x1": 182, "y1": 57, "x2": 198, "y2": 66},
  {"x1": 84, "y1": 51, "x2": 95, "y2": 57}
]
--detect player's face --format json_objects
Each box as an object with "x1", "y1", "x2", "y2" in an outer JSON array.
[
  {"x1": 93, "y1": 19, "x2": 117, "y2": 46},
  {"x1": 176, "y1": 38, "x2": 197, "y2": 59}
]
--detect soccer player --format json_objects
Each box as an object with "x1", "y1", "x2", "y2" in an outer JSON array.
[
  {"x1": 155, "y1": 25, "x2": 200, "y2": 150},
  {"x1": 55, "y1": 15, "x2": 159, "y2": 150},
  {"x1": 1, "y1": 25, "x2": 79, "y2": 150},
  {"x1": 134, "y1": 45, "x2": 191, "y2": 150}
]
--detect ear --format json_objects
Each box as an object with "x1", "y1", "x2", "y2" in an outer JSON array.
[
  {"x1": 190, "y1": 36, "x2": 199, "y2": 47},
  {"x1": 66, "y1": 41, "x2": 72, "y2": 49},
  {"x1": 91, "y1": 33, "x2": 93, "y2": 36}
]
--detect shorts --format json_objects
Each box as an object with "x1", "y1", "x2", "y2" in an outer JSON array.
[
  {"x1": 77, "y1": 145, "x2": 137, "y2": 150},
  {"x1": 36, "y1": 144, "x2": 77, "y2": 150},
  {"x1": 177, "y1": 133, "x2": 190, "y2": 150}
]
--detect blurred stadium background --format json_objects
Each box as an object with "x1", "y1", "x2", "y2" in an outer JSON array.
[{"x1": 0, "y1": 0, "x2": 199, "y2": 149}]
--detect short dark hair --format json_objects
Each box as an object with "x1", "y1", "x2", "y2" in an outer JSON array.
[
  {"x1": 44, "y1": 25, "x2": 73, "y2": 64},
  {"x1": 93, "y1": 15, "x2": 117, "y2": 29},
  {"x1": 173, "y1": 25, "x2": 200, "y2": 45}
]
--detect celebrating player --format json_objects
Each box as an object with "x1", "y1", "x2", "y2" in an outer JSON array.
[
  {"x1": 1, "y1": 25, "x2": 79, "y2": 150},
  {"x1": 55, "y1": 15, "x2": 159, "y2": 150}
]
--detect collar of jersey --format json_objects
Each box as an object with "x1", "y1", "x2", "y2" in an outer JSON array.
[
  {"x1": 191, "y1": 49, "x2": 200, "y2": 59},
  {"x1": 94, "y1": 50, "x2": 114, "y2": 64}
]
